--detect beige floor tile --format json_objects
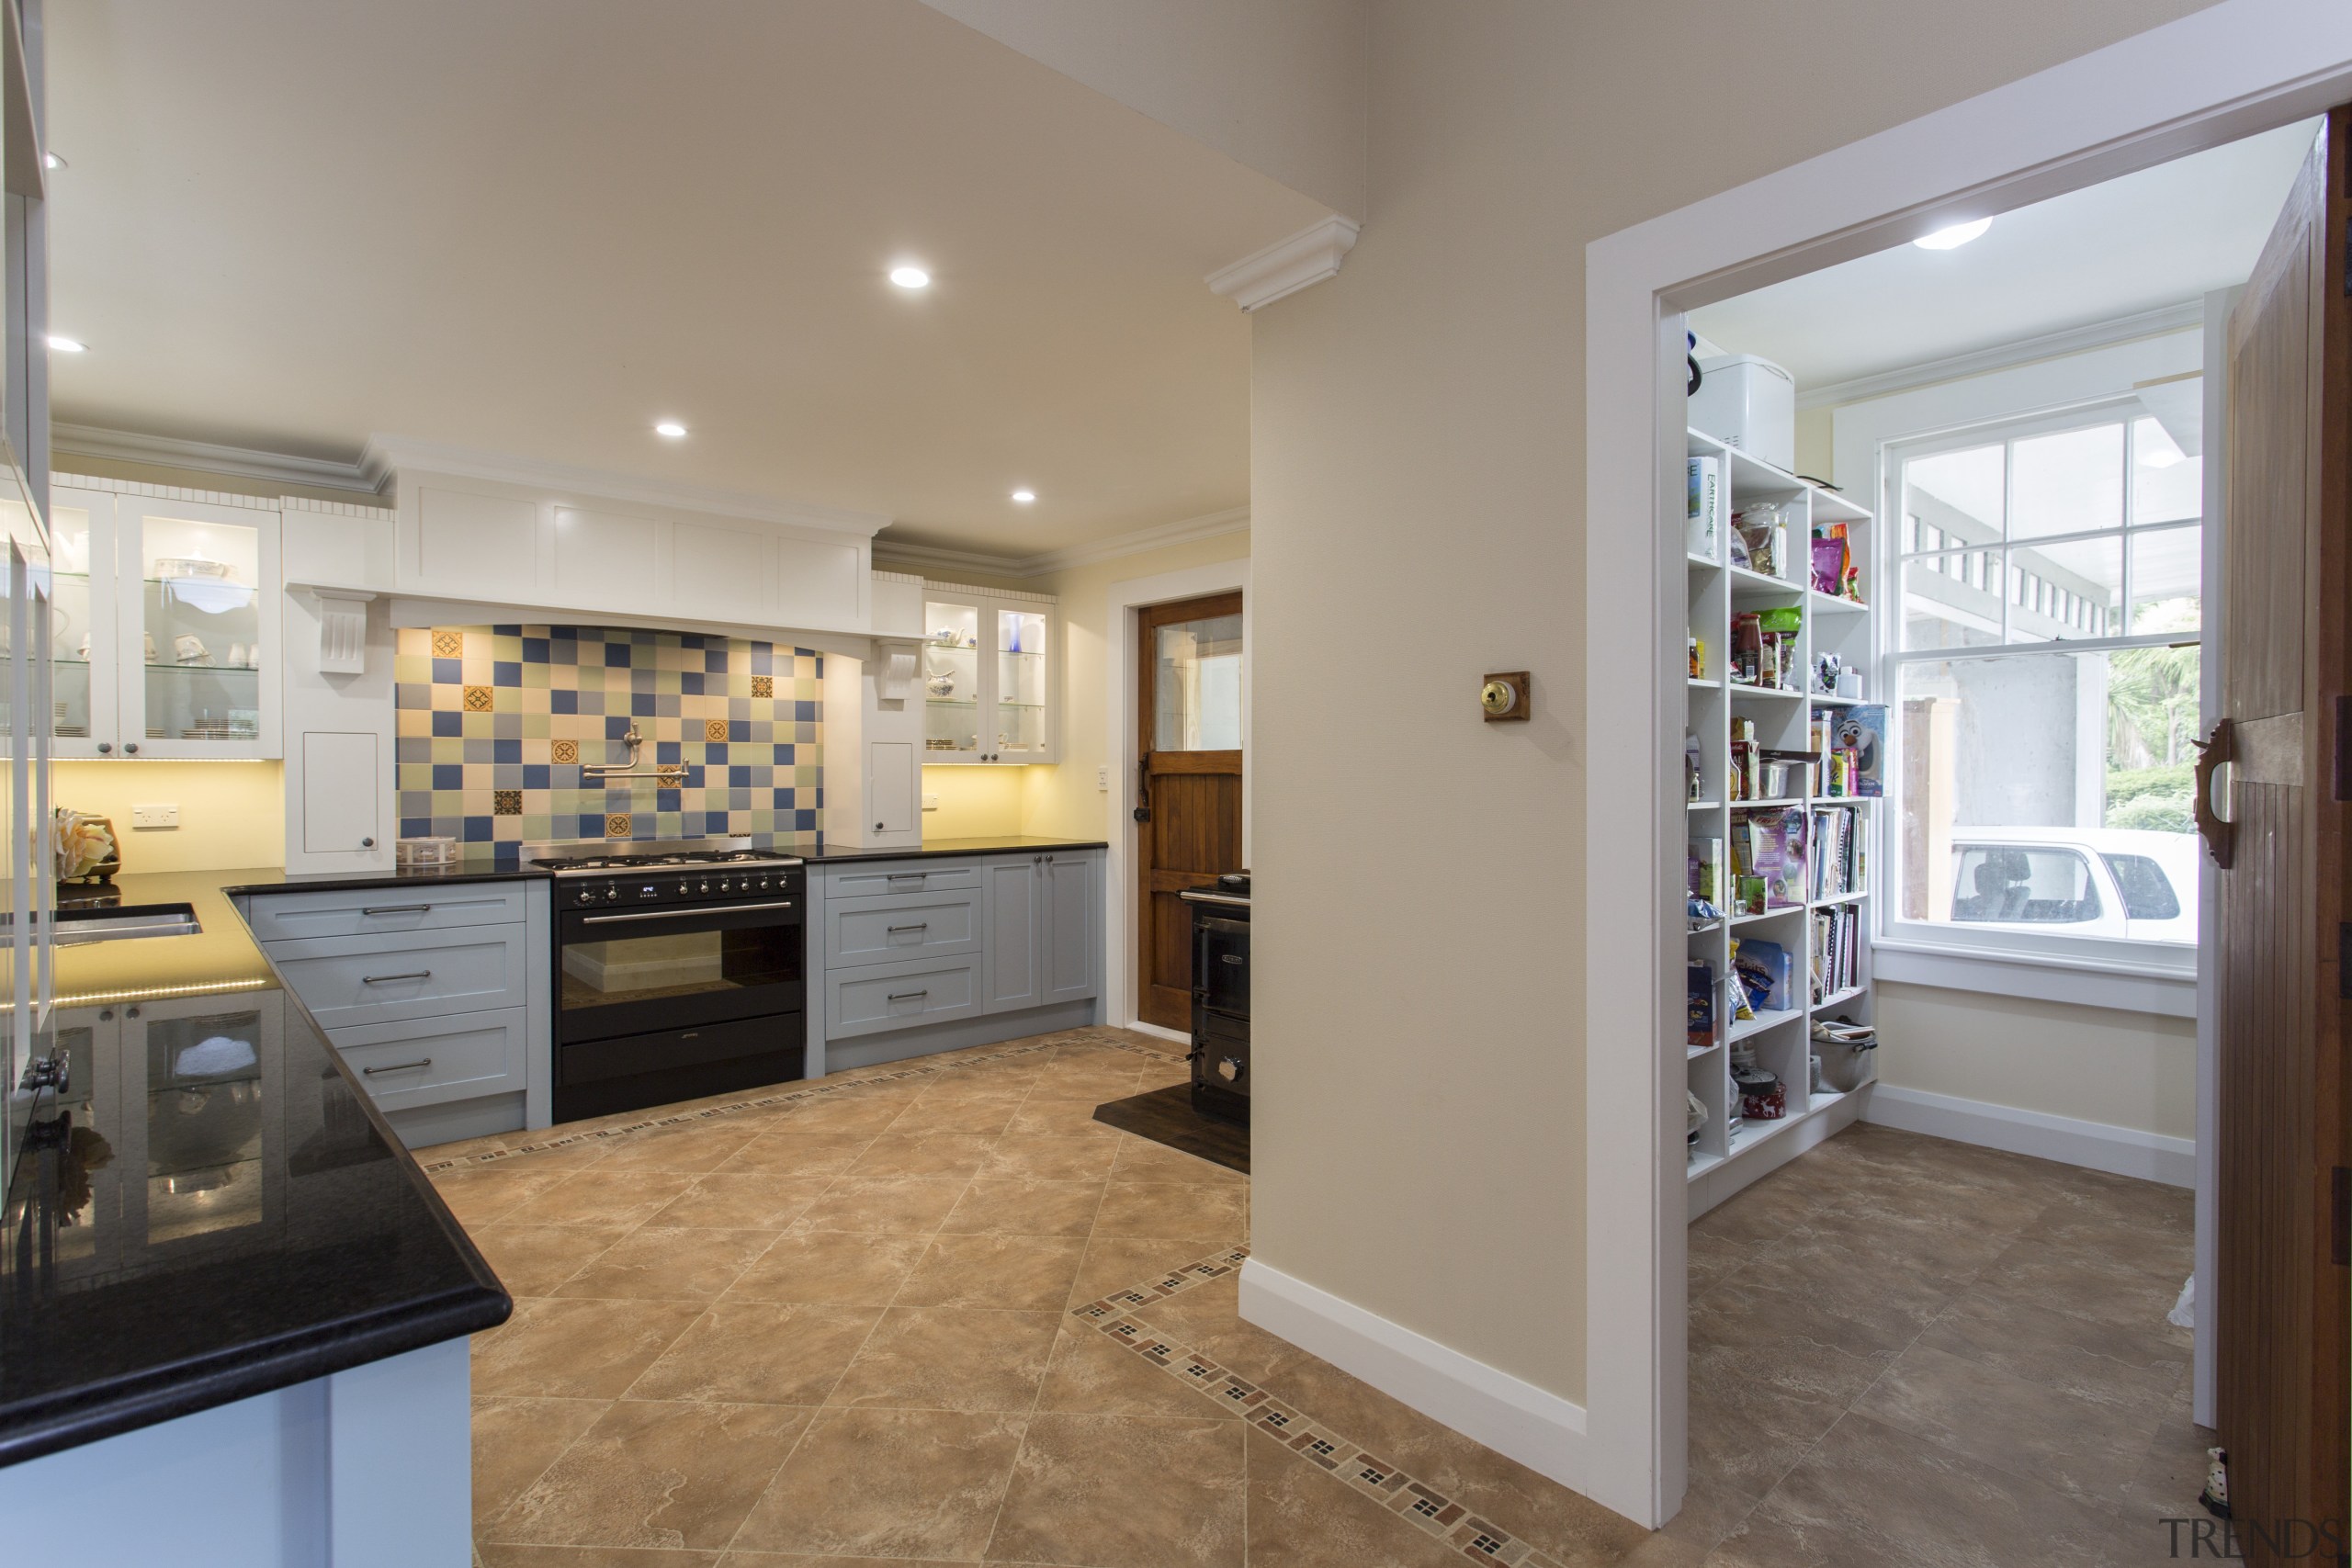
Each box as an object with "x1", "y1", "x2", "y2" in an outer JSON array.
[
  {"x1": 777, "y1": 1098, "x2": 917, "y2": 1134},
  {"x1": 1852, "y1": 1343, "x2": 2156, "y2": 1508},
  {"x1": 1035, "y1": 1322, "x2": 1239, "y2": 1420},
  {"x1": 471, "y1": 1223, "x2": 635, "y2": 1297},
  {"x1": 1708, "y1": 1412, "x2": 2124, "y2": 1568},
  {"x1": 485, "y1": 1398, "x2": 809, "y2": 1550},
  {"x1": 555, "y1": 1226, "x2": 776, "y2": 1303},
  {"x1": 1241, "y1": 1428, "x2": 1464, "y2": 1568},
  {"x1": 712, "y1": 1130, "x2": 878, "y2": 1178},
  {"x1": 1068, "y1": 1235, "x2": 1229, "y2": 1302},
  {"x1": 977, "y1": 1134, "x2": 1122, "y2": 1182},
  {"x1": 1091, "y1": 1181, "x2": 1248, "y2": 1242},
  {"x1": 433, "y1": 1164, "x2": 580, "y2": 1228},
  {"x1": 1002, "y1": 1100, "x2": 1125, "y2": 1139},
  {"x1": 894, "y1": 1232, "x2": 1088, "y2": 1312},
  {"x1": 1912, "y1": 1289, "x2": 2188, "y2": 1416},
  {"x1": 789, "y1": 1176, "x2": 969, "y2": 1235},
  {"x1": 642, "y1": 1173, "x2": 834, "y2": 1231},
  {"x1": 720, "y1": 1231, "x2": 931, "y2": 1306},
  {"x1": 883, "y1": 1096, "x2": 1020, "y2": 1137},
  {"x1": 479, "y1": 1547, "x2": 719, "y2": 1567},
  {"x1": 628, "y1": 1302, "x2": 881, "y2": 1405},
  {"x1": 940, "y1": 1178, "x2": 1106, "y2": 1236},
  {"x1": 472, "y1": 1397, "x2": 609, "y2": 1535},
  {"x1": 825, "y1": 1306, "x2": 1061, "y2": 1412},
  {"x1": 986, "y1": 1412, "x2": 1244, "y2": 1568},
  {"x1": 729, "y1": 1407, "x2": 1027, "y2": 1560},
  {"x1": 589, "y1": 1122, "x2": 764, "y2": 1175},
  {"x1": 1107, "y1": 1137, "x2": 1246, "y2": 1186},
  {"x1": 472, "y1": 1297, "x2": 704, "y2": 1400},
  {"x1": 501, "y1": 1170, "x2": 699, "y2": 1229},
  {"x1": 844, "y1": 1132, "x2": 996, "y2": 1180},
  {"x1": 1971, "y1": 1236, "x2": 2188, "y2": 1334}
]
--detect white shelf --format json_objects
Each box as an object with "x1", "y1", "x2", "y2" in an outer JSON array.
[
  {"x1": 1688, "y1": 798, "x2": 1722, "y2": 811},
  {"x1": 1726, "y1": 682, "x2": 1803, "y2": 701},
  {"x1": 1688, "y1": 1080, "x2": 1871, "y2": 1184},
  {"x1": 1728, "y1": 566, "x2": 1803, "y2": 598},
  {"x1": 1733, "y1": 796, "x2": 1804, "y2": 810},
  {"x1": 1687, "y1": 552, "x2": 1722, "y2": 570},
  {"x1": 1808, "y1": 692, "x2": 1866, "y2": 707},
  {"x1": 1728, "y1": 1006, "x2": 1803, "y2": 1041},
  {"x1": 1728, "y1": 905, "x2": 1802, "y2": 927},
  {"x1": 1815, "y1": 985, "x2": 1869, "y2": 1010},
  {"x1": 1812, "y1": 889, "x2": 1868, "y2": 908},
  {"x1": 1686, "y1": 1148, "x2": 1725, "y2": 1179},
  {"x1": 1808, "y1": 590, "x2": 1870, "y2": 615},
  {"x1": 1687, "y1": 1041, "x2": 1719, "y2": 1060},
  {"x1": 1688, "y1": 676, "x2": 1723, "y2": 690}
]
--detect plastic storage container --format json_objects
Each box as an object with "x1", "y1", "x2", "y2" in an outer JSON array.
[{"x1": 1690, "y1": 354, "x2": 1797, "y2": 473}]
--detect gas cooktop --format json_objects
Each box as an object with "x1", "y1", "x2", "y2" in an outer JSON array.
[{"x1": 526, "y1": 839, "x2": 805, "y2": 876}]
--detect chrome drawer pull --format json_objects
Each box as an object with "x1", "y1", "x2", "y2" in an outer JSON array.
[
  {"x1": 887, "y1": 989, "x2": 930, "y2": 1002},
  {"x1": 363, "y1": 1057, "x2": 433, "y2": 1076},
  {"x1": 361, "y1": 970, "x2": 432, "y2": 984},
  {"x1": 361, "y1": 904, "x2": 433, "y2": 916},
  {"x1": 887, "y1": 923, "x2": 929, "y2": 934},
  {"x1": 886, "y1": 872, "x2": 927, "y2": 882}
]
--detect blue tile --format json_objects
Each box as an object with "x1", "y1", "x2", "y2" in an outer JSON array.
[
  {"x1": 522, "y1": 638, "x2": 550, "y2": 664},
  {"x1": 772, "y1": 788, "x2": 794, "y2": 807},
  {"x1": 795, "y1": 700, "x2": 819, "y2": 722},
  {"x1": 432, "y1": 763, "x2": 462, "y2": 789},
  {"x1": 432, "y1": 710, "x2": 462, "y2": 737},
  {"x1": 811, "y1": 653, "x2": 824, "y2": 679},
  {"x1": 706, "y1": 649, "x2": 729, "y2": 673},
  {"x1": 813, "y1": 785, "x2": 825, "y2": 809},
  {"x1": 492, "y1": 660, "x2": 522, "y2": 686},
  {"x1": 493, "y1": 738, "x2": 521, "y2": 763},
  {"x1": 657, "y1": 740, "x2": 682, "y2": 764},
  {"x1": 605, "y1": 643, "x2": 631, "y2": 667},
  {"x1": 606, "y1": 715, "x2": 631, "y2": 739},
  {"x1": 462, "y1": 817, "x2": 493, "y2": 842},
  {"x1": 552, "y1": 688, "x2": 578, "y2": 714},
  {"x1": 678, "y1": 632, "x2": 704, "y2": 650},
  {"x1": 681, "y1": 671, "x2": 704, "y2": 695},
  {"x1": 795, "y1": 809, "x2": 818, "y2": 831},
  {"x1": 523, "y1": 764, "x2": 550, "y2": 789},
  {"x1": 631, "y1": 692, "x2": 656, "y2": 716},
  {"x1": 752, "y1": 644, "x2": 774, "y2": 675},
  {"x1": 492, "y1": 623, "x2": 523, "y2": 637},
  {"x1": 490, "y1": 843, "x2": 522, "y2": 866},
  {"x1": 630, "y1": 628, "x2": 655, "y2": 645},
  {"x1": 706, "y1": 744, "x2": 727, "y2": 764},
  {"x1": 401, "y1": 817, "x2": 432, "y2": 840},
  {"x1": 729, "y1": 765, "x2": 752, "y2": 787},
  {"x1": 432, "y1": 657, "x2": 461, "y2": 683},
  {"x1": 576, "y1": 814, "x2": 605, "y2": 839},
  {"x1": 656, "y1": 789, "x2": 681, "y2": 812}
]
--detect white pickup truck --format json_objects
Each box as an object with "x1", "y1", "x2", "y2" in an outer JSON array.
[{"x1": 1946, "y1": 826, "x2": 2199, "y2": 947}]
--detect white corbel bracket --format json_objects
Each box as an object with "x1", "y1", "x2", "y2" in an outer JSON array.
[
  {"x1": 1206, "y1": 215, "x2": 1362, "y2": 311},
  {"x1": 313, "y1": 589, "x2": 376, "y2": 675},
  {"x1": 873, "y1": 637, "x2": 923, "y2": 705}
]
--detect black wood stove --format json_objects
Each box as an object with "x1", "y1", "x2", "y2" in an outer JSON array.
[{"x1": 1180, "y1": 873, "x2": 1250, "y2": 1123}]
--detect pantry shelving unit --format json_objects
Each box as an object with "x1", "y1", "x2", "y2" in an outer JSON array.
[{"x1": 1683, "y1": 427, "x2": 1880, "y2": 1217}]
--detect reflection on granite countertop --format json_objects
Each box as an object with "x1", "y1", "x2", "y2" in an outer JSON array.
[{"x1": 1, "y1": 867, "x2": 510, "y2": 1467}]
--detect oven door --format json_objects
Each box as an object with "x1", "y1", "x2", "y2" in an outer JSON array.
[{"x1": 558, "y1": 898, "x2": 804, "y2": 1043}]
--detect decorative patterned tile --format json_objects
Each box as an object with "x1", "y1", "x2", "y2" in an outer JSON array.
[
  {"x1": 464, "y1": 683, "x2": 493, "y2": 712},
  {"x1": 605, "y1": 813, "x2": 632, "y2": 838},
  {"x1": 706, "y1": 718, "x2": 729, "y2": 741},
  {"x1": 432, "y1": 629, "x2": 464, "y2": 658},
  {"x1": 751, "y1": 674, "x2": 773, "y2": 698},
  {"x1": 492, "y1": 790, "x2": 522, "y2": 816}
]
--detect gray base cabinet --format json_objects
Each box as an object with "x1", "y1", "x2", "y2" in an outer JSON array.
[{"x1": 812, "y1": 849, "x2": 1100, "y2": 1073}]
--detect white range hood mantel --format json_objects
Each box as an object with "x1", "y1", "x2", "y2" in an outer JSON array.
[{"x1": 283, "y1": 441, "x2": 913, "y2": 656}]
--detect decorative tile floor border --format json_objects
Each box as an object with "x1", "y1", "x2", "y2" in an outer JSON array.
[
  {"x1": 417, "y1": 1029, "x2": 1184, "y2": 1174},
  {"x1": 1073, "y1": 1243, "x2": 1571, "y2": 1568}
]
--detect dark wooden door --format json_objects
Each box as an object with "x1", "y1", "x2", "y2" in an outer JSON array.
[
  {"x1": 2210, "y1": 108, "x2": 2350, "y2": 1561},
  {"x1": 1137, "y1": 592, "x2": 1244, "y2": 1030}
]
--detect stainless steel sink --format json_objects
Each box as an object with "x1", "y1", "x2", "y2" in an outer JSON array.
[{"x1": 49, "y1": 903, "x2": 202, "y2": 945}]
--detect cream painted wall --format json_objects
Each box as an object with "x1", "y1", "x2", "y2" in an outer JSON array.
[
  {"x1": 54, "y1": 761, "x2": 285, "y2": 873},
  {"x1": 1246, "y1": 0, "x2": 2211, "y2": 1409},
  {"x1": 920, "y1": 765, "x2": 1029, "y2": 838},
  {"x1": 1874, "y1": 981, "x2": 2196, "y2": 1139}
]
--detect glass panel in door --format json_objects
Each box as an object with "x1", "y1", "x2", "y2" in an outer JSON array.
[
  {"x1": 48, "y1": 498, "x2": 103, "y2": 748},
  {"x1": 922, "y1": 597, "x2": 982, "y2": 758},
  {"x1": 996, "y1": 605, "x2": 1048, "y2": 757},
  {"x1": 1153, "y1": 611, "x2": 1245, "y2": 751},
  {"x1": 134, "y1": 511, "x2": 264, "y2": 749}
]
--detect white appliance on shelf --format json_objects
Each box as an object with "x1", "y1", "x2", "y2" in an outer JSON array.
[{"x1": 1689, "y1": 353, "x2": 1797, "y2": 472}]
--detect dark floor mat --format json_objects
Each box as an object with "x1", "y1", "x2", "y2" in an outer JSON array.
[{"x1": 1092, "y1": 1082, "x2": 1250, "y2": 1174}]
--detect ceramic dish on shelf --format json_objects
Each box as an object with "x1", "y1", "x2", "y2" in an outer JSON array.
[{"x1": 154, "y1": 556, "x2": 232, "y2": 580}]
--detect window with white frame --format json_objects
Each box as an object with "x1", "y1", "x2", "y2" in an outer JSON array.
[{"x1": 1883, "y1": 393, "x2": 2202, "y2": 969}]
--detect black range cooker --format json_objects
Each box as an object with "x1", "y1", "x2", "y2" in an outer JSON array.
[
  {"x1": 1180, "y1": 873, "x2": 1250, "y2": 1124},
  {"x1": 529, "y1": 840, "x2": 807, "y2": 1122}
]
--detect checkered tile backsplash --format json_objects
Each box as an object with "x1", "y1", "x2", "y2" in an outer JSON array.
[{"x1": 395, "y1": 626, "x2": 822, "y2": 862}]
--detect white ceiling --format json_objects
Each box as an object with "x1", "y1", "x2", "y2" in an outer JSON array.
[
  {"x1": 1687, "y1": 118, "x2": 2321, "y2": 399},
  {"x1": 44, "y1": 2, "x2": 1331, "y2": 554}
]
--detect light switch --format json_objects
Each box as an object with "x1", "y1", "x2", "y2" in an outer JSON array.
[
  {"x1": 131, "y1": 803, "x2": 179, "y2": 829},
  {"x1": 922, "y1": 793, "x2": 940, "y2": 812}
]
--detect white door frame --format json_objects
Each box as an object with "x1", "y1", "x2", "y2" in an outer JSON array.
[
  {"x1": 1585, "y1": 0, "x2": 2352, "y2": 1526},
  {"x1": 1101, "y1": 559, "x2": 1251, "y2": 1039}
]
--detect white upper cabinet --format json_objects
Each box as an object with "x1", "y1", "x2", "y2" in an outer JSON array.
[
  {"x1": 920, "y1": 581, "x2": 1059, "y2": 764},
  {"x1": 51, "y1": 487, "x2": 282, "y2": 760}
]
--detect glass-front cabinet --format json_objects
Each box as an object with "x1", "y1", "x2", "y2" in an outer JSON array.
[
  {"x1": 920, "y1": 581, "x2": 1058, "y2": 764},
  {"x1": 51, "y1": 487, "x2": 281, "y2": 760}
]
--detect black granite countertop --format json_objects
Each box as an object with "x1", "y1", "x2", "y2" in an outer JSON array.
[
  {"x1": 0, "y1": 868, "x2": 512, "y2": 1467},
  {"x1": 801, "y1": 835, "x2": 1108, "y2": 865}
]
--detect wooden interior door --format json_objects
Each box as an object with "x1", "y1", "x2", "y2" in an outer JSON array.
[
  {"x1": 2209, "y1": 107, "x2": 2351, "y2": 1561},
  {"x1": 1136, "y1": 592, "x2": 1244, "y2": 1030}
]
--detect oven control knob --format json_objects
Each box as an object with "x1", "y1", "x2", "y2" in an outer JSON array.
[
  {"x1": 754, "y1": 876, "x2": 769, "y2": 891},
  {"x1": 718, "y1": 879, "x2": 733, "y2": 894},
  {"x1": 575, "y1": 887, "x2": 595, "y2": 907},
  {"x1": 604, "y1": 886, "x2": 621, "y2": 902},
  {"x1": 697, "y1": 880, "x2": 712, "y2": 896}
]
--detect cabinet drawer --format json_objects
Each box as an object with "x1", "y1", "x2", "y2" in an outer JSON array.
[
  {"x1": 823, "y1": 862, "x2": 982, "y2": 900},
  {"x1": 827, "y1": 955, "x2": 982, "y2": 1039},
  {"x1": 827, "y1": 889, "x2": 981, "y2": 969},
  {"x1": 329, "y1": 1007, "x2": 526, "y2": 1111},
  {"x1": 245, "y1": 880, "x2": 529, "y2": 942},
  {"x1": 265, "y1": 926, "x2": 528, "y2": 1029}
]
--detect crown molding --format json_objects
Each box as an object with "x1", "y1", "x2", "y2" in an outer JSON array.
[
  {"x1": 1206, "y1": 216, "x2": 1361, "y2": 311},
  {"x1": 1795, "y1": 299, "x2": 2205, "y2": 411},
  {"x1": 360, "y1": 434, "x2": 894, "y2": 538},
  {"x1": 51, "y1": 423, "x2": 384, "y2": 493},
  {"x1": 873, "y1": 504, "x2": 1250, "y2": 581}
]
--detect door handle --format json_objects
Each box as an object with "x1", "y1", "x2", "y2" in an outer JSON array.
[
  {"x1": 2193, "y1": 718, "x2": 2235, "y2": 870},
  {"x1": 887, "y1": 989, "x2": 929, "y2": 1002},
  {"x1": 887, "y1": 923, "x2": 929, "y2": 934},
  {"x1": 363, "y1": 1057, "x2": 432, "y2": 1076},
  {"x1": 1134, "y1": 758, "x2": 1152, "y2": 823},
  {"x1": 361, "y1": 970, "x2": 432, "y2": 984},
  {"x1": 362, "y1": 904, "x2": 432, "y2": 916}
]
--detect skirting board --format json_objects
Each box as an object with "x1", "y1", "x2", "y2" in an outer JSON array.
[
  {"x1": 1125, "y1": 1019, "x2": 1190, "y2": 1047},
  {"x1": 1862, "y1": 1084, "x2": 2194, "y2": 1188},
  {"x1": 1237, "y1": 1258, "x2": 1605, "y2": 1508}
]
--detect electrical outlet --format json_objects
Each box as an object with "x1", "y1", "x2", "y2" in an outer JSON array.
[
  {"x1": 131, "y1": 803, "x2": 179, "y2": 829},
  {"x1": 1096, "y1": 765, "x2": 1109, "y2": 790},
  {"x1": 922, "y1": 793, "x2": 939, "y2": 812}
]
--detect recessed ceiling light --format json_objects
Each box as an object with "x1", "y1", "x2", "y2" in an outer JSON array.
[
  {"x1": 1913, "y1": 218, "x2": 1993, "y2": 251},
  {"x1": 1011, "y1": 489, "x2": 1035, "y2": 504},
  {"x1": 888, "y1": 265, "x2": 931, "y2": 290},
  {"x1": 46, "y1": 335, "x2": 85, "y2": 354},
  {"x1": 41, "y1": 151, "x2": 63, "y2": 171},
  {"x1": 653, "y1": 420, "x2": 687, "y2": 439}
]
